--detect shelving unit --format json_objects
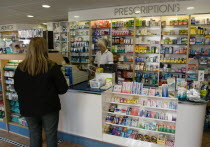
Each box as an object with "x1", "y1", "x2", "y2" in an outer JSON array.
[
  {"x1": 0, "y1": 53, "x2": 64, "y2": 131},
  {"x1": 109, "y1": 102, "x2": 176, "y2": 111},
  {"x1": 2, "y1": 60, "x2": 28, "y2": 128},
  {"x1": 188, "y1": 14, "x2": 210, "y2": 81},
  {"x1": 102, "y1": 91, "x2": 178, "y2": 146},
  {"x1": 91, "y1": 20, "x2": 111, "y2": 64},
  {"x1": 111, "y1": 18, "x2": 135, "y2": 81},
  {"x1": 134, "y1": 17, "x2": 161, "y2": 87},
  {"x1": 51, "y1": 14, "x2": 207, "y2": 85},
  {"x1": 159, "y1": 15, "x2": 189, "y2": 85},
  {"x1": 64, "y1": 14, "x2": 210, "y2": 92},
  {"x1": 53, "y1": 21, "x2": 69, "y2": 57},
  {"x1": 105, "y1": 122, "x2": 175, "y2": 135},
  {"x1": 18, "y1": 29, "x2": 43, "y2": 48},
  {"x1": 0, "y1": 64, "x2": 5, "y2": 122},
  {"x1": 69, "y1": 21, "x2": 91, "y2": 68}
]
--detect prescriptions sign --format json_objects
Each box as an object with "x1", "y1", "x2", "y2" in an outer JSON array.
[{"x1": 114, "y1": 3, "x2": 180, "y2": 16}]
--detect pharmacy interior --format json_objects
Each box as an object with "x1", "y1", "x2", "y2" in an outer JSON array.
[{"x1": 1, "y1": 1, "x2": 210, "y2": 147}]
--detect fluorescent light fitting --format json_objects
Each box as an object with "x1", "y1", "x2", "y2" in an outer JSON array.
[
  {"x1": 42, "y1": 4, "x2": 51, "y2": 8},
  {"x1": 187, "y1": 7, "x2": 194, "y2": 10},
  {"x1": 42, "y1": 23, "x2": 47, "y2": 25},
  {"x1": 27, "y1": 15, "x2": 34, "y2": 18},
  {"x1": 135, "y1": 11, "x2": 140, "y2": 14},
  {"x1": 74, "y1": 16, "x2": 80, "y2": 18}
]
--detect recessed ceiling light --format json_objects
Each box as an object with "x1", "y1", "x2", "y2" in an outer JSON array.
[
  {"x1": 74, "y1": 16, "x2": 80, "y2": 18},
  {"x1": 187, "y1": 7, "x2": 195, "y2": 10},
  {"x1": 27, "y1": 15, "x2": 34, "y2": 18},
  {"x1": 135, "y1": 11, "x2": 140, "y2": 14},
  {"x1": 42, "y1": 4, "x2": 51, "y2": 8},
  {"x1": 42, "y1": 23, "x2": 47, "y2": 25}
]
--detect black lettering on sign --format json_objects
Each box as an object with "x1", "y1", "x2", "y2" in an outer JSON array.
[
  {"x1": 124, "y1": 7, "x2": 128, "y2": 15},
  {"x1": 114, "y1": 8, "x2": 119, "y2": 16},
  {"x1": 148, "y1": 6, "x2": 154, "y2": 13},
  {"x1": 114, "y1": 2, "x2": 181, "y2": 15},
  {"x1": 145, "y1": 6, "x2": 148, "y2": 13},
  {"x1": 1, "y1": 26, "x2": 6, "y2": 30},
  {"x1": 154, "y1": 5, "x2": 158, "y2": 13},
  {"x1": 129, "y1": 7, "x2": 134, "y2": 15},
  {"x1": 168, "y1": 4, "x2": 175, "y2": 12},
  {"x1": 119, "y1": 8, "x2": 124, "y2": 15},
  {"x1": 141, "y1": 6, "x2": 146, "y2": 14},
  {"x1": 159, "y1": 5, "x2": 168, "y2": 13}
]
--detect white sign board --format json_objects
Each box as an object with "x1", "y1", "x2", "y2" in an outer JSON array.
[
  {"x1": 0, "y1": 24, "x2": 17, "y2": 32},
  {"x1": 68, "y1": 0, "x2": 210, "y2": 22},
  {"x1": 0, "y1": 24, "x2": 41, "y2": 32}
]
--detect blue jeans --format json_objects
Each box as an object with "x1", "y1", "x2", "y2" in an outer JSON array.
[{"x1": 25, "y1": 111, "x2": 59, "y2": 147}]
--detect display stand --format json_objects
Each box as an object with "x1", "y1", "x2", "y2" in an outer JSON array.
[
  {"x1": 0, "y1": 53, "x2": 65, "y2": 131},
  {"x1": 53, "y1": 22, "x2": 69, "y2": 57},
  {"x1": 102, "y1": 91, "x2": 207, "y2": 147},
  {"x1": 60, "y1": 14, "x2": 210, "y2": 84},
  {"x1": 69, "y1": 21, "x2": 91, "y2": 67},
  {"x1": 102, "y1": 91, "x2": 177, "y2": 147}
]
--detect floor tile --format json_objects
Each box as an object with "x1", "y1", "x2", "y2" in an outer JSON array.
[
  {"x1": 0, "y1": 129, "x2": 85, "y2": 147},
  {"x1": 1, "y1": 129, "x2": 209, "y2": 147}
]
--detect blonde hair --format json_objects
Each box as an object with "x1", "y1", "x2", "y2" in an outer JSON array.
[
  {"x1": 19, "y1": 37, "x2": 53, "y2": 76},
  {"x1": 97, "y1": 39, "x2": 108, "y2": 49}
]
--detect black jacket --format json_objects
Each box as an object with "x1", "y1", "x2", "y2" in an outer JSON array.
[{"x1": 14, "y1": 64, "x2": 68, "y2": 117}]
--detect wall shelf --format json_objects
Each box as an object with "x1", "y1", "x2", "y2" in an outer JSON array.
[
  {"x1": 106, "y1": 111, "x2": 176, "y2": 123},
  {"x1": 109, "y1": 102, "x2": 177, "y2": 111},
  {"x1": 105, "y1": 122, "x2": 175, "y2": 135}
]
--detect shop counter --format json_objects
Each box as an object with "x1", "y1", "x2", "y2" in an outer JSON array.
[
  {"x1": 58, "y1": 86, "x2": 208, "y2": 147},
  {"x1": 175, "y1": 101, "x2": 207, "y2": 147},
  {"x1": 68, "y1": 81, "x2": 106, "y2": 94},
  {"x1": 58, "y1": 81, "x2": 105, "y2": 141}
]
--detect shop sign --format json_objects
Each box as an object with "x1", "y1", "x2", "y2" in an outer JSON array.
[
  {"x1": 68, "y1": 0, "x2": 198, "y2": 21},
  {"x1": 114, "y1": 3, "x2": 180, "y2": 16},
  {"x1": 0, "y1": 24, "x2": 15, "y2": 32}
]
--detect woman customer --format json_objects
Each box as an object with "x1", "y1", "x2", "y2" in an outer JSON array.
[
  {"x1": 14, "y1": 37, "x2": 68, "y2": 147},
  {"x1": 94, "y1": 38, "x2": 113, "y2": 67}
]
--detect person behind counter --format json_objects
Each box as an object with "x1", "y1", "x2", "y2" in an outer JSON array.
[
  {"x1": 14, "y1": 37, "x2": 68, "y2": 147},
  {"x1": 94, "y1": 39, "x2": 113, "y2": 67}
]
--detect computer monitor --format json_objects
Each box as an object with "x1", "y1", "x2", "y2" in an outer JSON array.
[{"x1": 100, "y1": 64, "x2": 117, "y2": 73}]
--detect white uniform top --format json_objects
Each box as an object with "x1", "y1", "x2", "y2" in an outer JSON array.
[{"x1": 94, "y1": 49, "x2": 113, "y2": 66}]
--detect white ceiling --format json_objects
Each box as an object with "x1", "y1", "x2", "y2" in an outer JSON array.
[{"x1": 0, "y1": 0, "x2": 191, "y2": 25}]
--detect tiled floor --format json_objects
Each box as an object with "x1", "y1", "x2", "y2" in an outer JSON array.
[
  {"x1": 0, "y1": 129, "x2": 210, "y2": 147},
  {"x1": 0, "y1": 130, "x2": 84, "y2": 147},
  {"x1": 202, "y1": 131, "x2": 210, "y2": 147}
]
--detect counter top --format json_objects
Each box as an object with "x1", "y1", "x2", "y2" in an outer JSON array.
[
  {"x1": 178, "y1": 100, "x2": 208, "y2": 105},
  {"x1": 69, "y1": 81, "x2": 106, "y2": 95}
]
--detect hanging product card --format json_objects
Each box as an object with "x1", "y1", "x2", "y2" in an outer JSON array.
[
  {"x1": 167, "y1": 78, "x2": 176, "y2": 91},
  {"x1": 176, "y1": 78, "x2": 185, "y2": 90},
  {"x1": 149, "y1": 88, "x2": 156, "y2": 96},
  {"x1": 193, "y1": 81, "x2": 200, "y2": 89},
  {"x1": 142, "y1": 88, "x2": 149, "y2": 96},
  {"x1": 113, "y1": 85, "x2": 122, "y2": 93},
  {"x1": 198, "y1": 70, "x2": 205, "y2": 82}
]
